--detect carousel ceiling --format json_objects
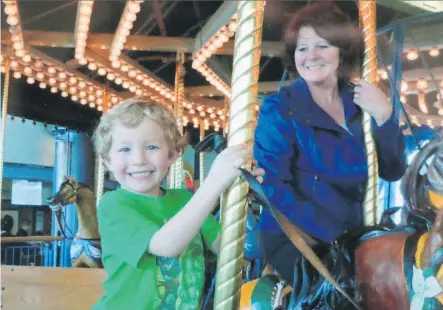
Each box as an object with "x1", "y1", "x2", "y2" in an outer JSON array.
[{"x1": 0, "y1": 0, "x2": 442, "y2": 137}]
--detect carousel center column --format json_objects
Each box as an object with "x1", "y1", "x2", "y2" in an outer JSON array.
[{"x1": 51, "y1": 128, "x2": 93, "y2": 267}]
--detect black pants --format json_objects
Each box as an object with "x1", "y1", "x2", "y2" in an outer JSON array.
[{"x1": 261, "y1": 231, "x2": 303, "y2": 285}]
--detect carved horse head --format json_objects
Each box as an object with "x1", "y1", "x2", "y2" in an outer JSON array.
[
  {"x1": 46, "y1": 176, "x2": 93, "y2": 211},
  {"x1": 46, "y1": 176, "x2": 102, "y2": 268}
]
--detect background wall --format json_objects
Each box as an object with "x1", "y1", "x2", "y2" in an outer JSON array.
[{"x1": 3, "y1": 117, "x2": 55, "y2": 167}]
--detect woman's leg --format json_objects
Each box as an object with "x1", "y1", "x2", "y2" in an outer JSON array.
[{"x1": 261, "y1": 231, "x2": 302, "y2": 285}]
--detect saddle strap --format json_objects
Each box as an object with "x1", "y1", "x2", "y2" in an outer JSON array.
[{"x1": 240, "y1": 168, "x2": 363, "y2": 310}]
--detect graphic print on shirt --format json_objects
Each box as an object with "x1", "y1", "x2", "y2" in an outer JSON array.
[{"x1": 155, "y1": 234, "x2": 205, "y2": 309}]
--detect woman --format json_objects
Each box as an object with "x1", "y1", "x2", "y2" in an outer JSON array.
[{"x1": 253, "y1": 2, "x2": 407, "y2": 284}]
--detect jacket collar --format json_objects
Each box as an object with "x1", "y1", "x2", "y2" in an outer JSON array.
[{"x1": 279, "y1": 77, "x2": 359, "y2": 131}]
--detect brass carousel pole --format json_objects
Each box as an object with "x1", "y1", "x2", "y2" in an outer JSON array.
[
  {"x1": 359, "y1": 0, "x2": 379, "y2": 225},
  {"x1": 223, "y1": 97, "x2": 229, "y2": 137},
  {"x1": 173, "y1": 51, "x2": 185, "y2": 189},
  {"x1": 199, "y1": 120, "x2": 205, "y2": 183},
  {"x1": 95, "y1": 90, "x2": 108, "y2": 205},
  {"x1": 0, "y1": 59, "x2": 10, "y2": 196},
  {"x1": 214, "y1": 1, "x2": 265, "y2": 309}
]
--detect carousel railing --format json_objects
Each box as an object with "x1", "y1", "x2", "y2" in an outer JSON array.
[{"x1": 1, "y1": 236, "x2": 63, "y2": 267}]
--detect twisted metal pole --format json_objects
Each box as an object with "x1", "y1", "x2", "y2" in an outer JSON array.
[
  {"x1": 359, "y1": 0, "x2": 379, "y2": 226},
  {"x1": 214, "y1": 1, "x2": 265, "y2": 309},
  {"x1": 223, "y1": 97, "x2": 229, "y2": 137},
  {"x1": 173, "y1": 51, "x2": 185, "y2": 189},
  {"x1": 0, "y1": 60, "x2": 10, "y2": 196},
  {"x1": 95, "y1": 90, "x2": 108, "y2": 205}
]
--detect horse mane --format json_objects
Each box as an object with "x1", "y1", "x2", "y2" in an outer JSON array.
[{"x1": 401, "y1": 134, "x2": 443, "y2": 223}]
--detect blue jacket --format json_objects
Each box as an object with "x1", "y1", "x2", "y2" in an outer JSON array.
[{"x1": 253, "y1": 78, "x2": 407, "y2": 243}]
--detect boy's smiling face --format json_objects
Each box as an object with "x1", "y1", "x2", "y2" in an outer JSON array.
[{"x1": 105, "y1": 116, "x2": 177, "y2": 196}]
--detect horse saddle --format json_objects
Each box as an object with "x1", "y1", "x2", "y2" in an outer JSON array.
[{"x1": 288, "y1": 207, "x2": 433, "y2": 310}]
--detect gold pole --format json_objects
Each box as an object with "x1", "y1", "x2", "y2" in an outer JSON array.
[
  {"x1": 223, "y1": 97, "x2": 229, "y2": 137},
  {"x1": 0, "y1": 60, "x2": 10, "y2": 196},
  {"x1": 214, "y1": 1, "x2": 265, "y2": 309},
  {"x1": 359, "y1": 0, "x2": 379, "y2": 225},
  {"x1": 173, "y1": 51, "x2": 185, "y2": 189},
  {"x1": 199, "y1": 120, "x2": 205, "y2": 183},
  {"x1": 95, "y1": 90, "x2": 108, "y2": 205}
]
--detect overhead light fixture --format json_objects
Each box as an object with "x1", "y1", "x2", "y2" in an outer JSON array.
[
  {"x1": 406, "y1": 49, "x2": 419, "y2": 61},
  {"x1": 429, "y1": 46, "x2": 440, "y2": 57}
]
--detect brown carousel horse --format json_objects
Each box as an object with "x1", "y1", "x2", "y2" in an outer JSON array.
[
  {"x1": 236, "y1": 136, "x2": 443, "y2": 310},
  {"x1": 46, "y1": 176, "x2": 102, "y2": 268},
  {"x1": 356, "y1": 137, "x2": 443, "y2": 310}
]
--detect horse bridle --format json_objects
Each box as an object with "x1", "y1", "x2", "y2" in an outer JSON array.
[{"x1": 53, "y1": 181, "x2": 100, "y2": 242}]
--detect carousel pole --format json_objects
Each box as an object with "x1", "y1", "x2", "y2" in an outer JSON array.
[
  {"x1": 199, "y1": 120, "x2": 205, "y2": 183},
  {"x1": 223, "y1": 97, "x2": 229, "y2": 137},
  {"x1": 359, "y1": 0, "x2": 380, "y2": 225},
  {"x1": 214, "y1": 1, "x2": 265, "y2": 309},
  {"x1": 95, "y1": 90, "x2": 108, "y2": 205},
  {"x1": 0, "y1": 59, "x2": 10, "y2": 196},
  {"x1": 173, "y1": 51, "x2": 185, "y2": 189}
]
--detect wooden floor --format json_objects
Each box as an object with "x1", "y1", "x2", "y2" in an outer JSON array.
[{"x1": 1, "y1": 265, "x2": 106, "y2": 310}]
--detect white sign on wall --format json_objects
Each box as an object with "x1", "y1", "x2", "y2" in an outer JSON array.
[{"x1": 11, "y1": 179, "x2": 43, "y2": 205}]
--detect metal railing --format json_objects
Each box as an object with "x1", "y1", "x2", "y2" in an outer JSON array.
[{"x1": 1, "y1": 236, "x2": 63, "y2": 267}]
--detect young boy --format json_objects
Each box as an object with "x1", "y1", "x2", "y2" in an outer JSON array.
[{"x1": 91, "y1": 98, "x2": 264, "y2": 310}]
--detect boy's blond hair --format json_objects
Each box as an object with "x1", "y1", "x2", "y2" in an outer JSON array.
[{"x1": 93, "y1": 98, "x2": 187, "y2": 159}]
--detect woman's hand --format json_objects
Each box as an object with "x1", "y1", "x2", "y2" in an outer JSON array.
[
  {"x1": 251, "y1": 159, "x2": 265, "y2": 184},
  {"x1": 353, "y1": 79, "x2": 393, "y2": 126}
]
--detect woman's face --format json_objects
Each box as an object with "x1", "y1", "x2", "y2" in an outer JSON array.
[{"x1": 294, "y1": 26, "x2": 340, "y2": 85}]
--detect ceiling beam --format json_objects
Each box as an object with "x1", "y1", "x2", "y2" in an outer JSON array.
[
  {"x1": 89, "y1": 48, "x2": 227, "y2": 109},
  {"x1": 403, "y1": 66, "x2": 443, "y2": 80},
  {"x1": 1, "y1": 30, "x2": 195, "y2": 53},
  {"x1": 206, "y1": 56, "x2": 232, "y2": 85},
  {"x1": 186, "y1": 80, "x2": 292, "y2": 97},
  {"x1": 25, "y1": 45, "x2": 122, "y2": 97},
  {"x1": 0, "y1": 30, "x2": 281, "y2": 57},
  {"x1": 118, "y1": 90, "x2": 224, "y2": 109},
  {"x1": 377, "y1": 0, "x2": 430, "y2": 15},
  {"x1": 192, "y1": 1, "x2": 237, "y2": 55},
  {"x1": 91, "y1": 47, "x2": 173, "y2": 89},
  {"x1": 185, "y1": 65, "x2": 443, "y2": 97},
  {"x1": 2, "y1": 26, "x2": 442, "y2": 58},
  {"x1": 401, "y1": 1, "x2": 443, "y2": 13}
]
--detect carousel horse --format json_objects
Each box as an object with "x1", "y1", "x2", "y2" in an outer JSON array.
[
  {"x1": 46, "y1": 176, "x2": 102, "y2": 268},
  {"x1": 242, "y1": 136, "x2": 443, "y2": 310},
  {"x1": 355, "y1": 137, "x2": 443, "y2": 310},
  {"x1": 195, "y1": 132, "x2": 443, "y2": 309}
]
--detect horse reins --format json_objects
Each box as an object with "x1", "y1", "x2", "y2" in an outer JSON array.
[{"x1": 54, "y1": 182, "x2": 101, "y2": 242}]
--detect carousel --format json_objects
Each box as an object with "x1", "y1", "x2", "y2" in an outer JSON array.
[{"x1": 1, "y1": 1, "x2": 443, "y2": 309}]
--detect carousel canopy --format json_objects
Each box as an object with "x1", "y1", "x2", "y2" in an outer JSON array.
[{"x1": 0, "y1": 0, "x2": 442, "y2": 139}]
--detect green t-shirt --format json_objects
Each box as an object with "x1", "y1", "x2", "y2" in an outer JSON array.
[{"x1": 92, "y1": 188, "x2": 220, "y2": 310}]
